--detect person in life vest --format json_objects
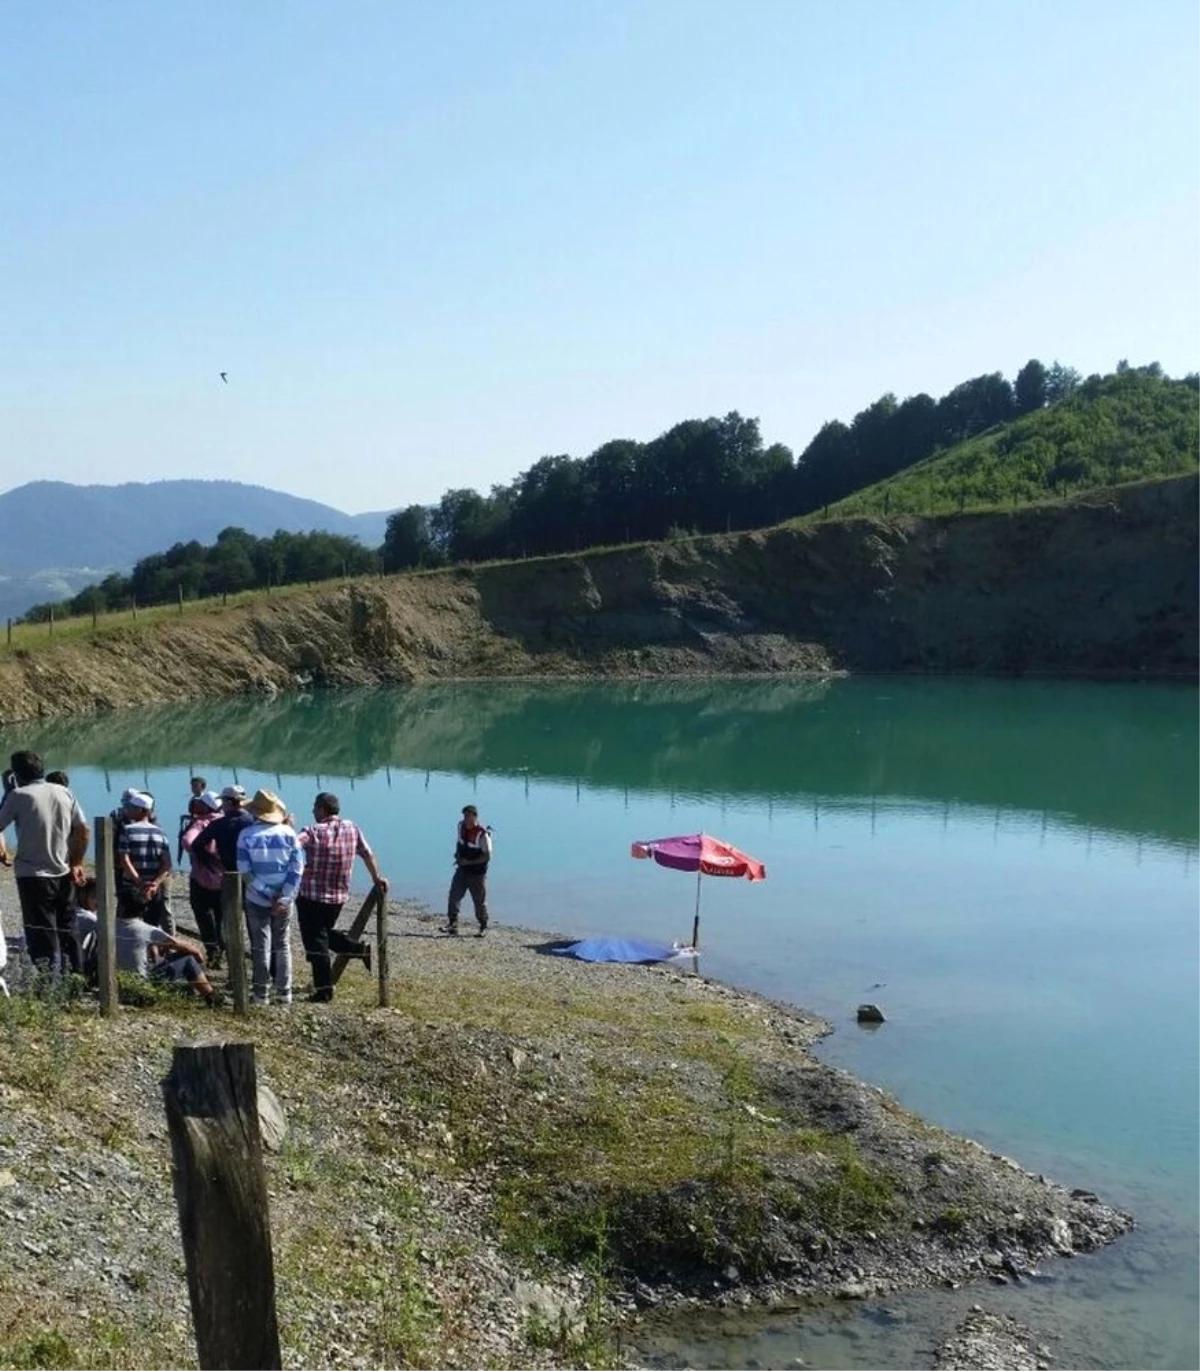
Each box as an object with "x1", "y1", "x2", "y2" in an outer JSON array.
[{"x1": 441, "y1": 805, "x2": 492, "y2": 937}]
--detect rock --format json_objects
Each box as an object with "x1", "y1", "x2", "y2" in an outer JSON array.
[
  {"x1": 512, "y1": 1279, "x2": 581, "y2": 1332},
  {"x1": 856, "y1": 1003, "x2": 885, "y2": 1024},
  {"x1": 836, "y1": 1281, "x2": 870, "y2": 1299},
  {"x1": 0, "y1": 1170, "x2": 16, "y2": 1189},
  {"x1": 256, "y1": 1085, "x2": 287, "y2": 1153},
  {"x1": 724, "y1": 1264, "x2": 740, "y2": 1282},
  {"x1": 1047, "y1": 1218, "x2": 1074, "y2": 1254},
  {"x1": 507, "y1": 1047, "x2": 526, "y2": 1071}
]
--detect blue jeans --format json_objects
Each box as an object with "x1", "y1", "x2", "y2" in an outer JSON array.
[{"x1": 245, "y1": 900, "x2": 293, "y2": 1004}]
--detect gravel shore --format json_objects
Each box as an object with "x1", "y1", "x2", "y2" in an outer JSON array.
[{"x1": 0, "y1": 870, "x2": 1133, "y2": 1370}]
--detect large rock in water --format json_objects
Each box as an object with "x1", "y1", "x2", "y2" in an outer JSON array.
[
  {"x1": 935, "y1": 1308, "x2": 1051, "y2": 1370},
  {"x1": 857, "y1": 1003, "x2": 885, "y2": 1023}
]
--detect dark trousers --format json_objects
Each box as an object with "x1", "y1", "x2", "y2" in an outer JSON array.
[
  {"x1": 189, "y1": 880, "x2": 225, "y2": 961},
  {"x1": 447, "y1": 868, "x2": 488, "y2": 928},
  {"x1": 296, "y1": 896, "x2": 366, "y2": 995},
  {"x1": 16, "y1": 874, "x2": 79, "y2": 973}
]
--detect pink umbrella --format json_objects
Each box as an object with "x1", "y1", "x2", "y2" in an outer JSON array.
[{"x1": 631, "y1": 832, "x2": 766, "y2": 948}]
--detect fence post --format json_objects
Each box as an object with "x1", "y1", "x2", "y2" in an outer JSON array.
[
  {"x1": 376, "y1": 888, "x2": 390, "y2": 1008},
  {"x1": 178, "y1": 584, "x2": 184, "y2": 615},
  {"x1": 222, "y1": 872, "x2": 249, "y2": 1015},
  {"x1": 94, "y1": 816, "x2": 118, "y2": 1017},
  {"x1": 162, "y1": 1042, "x2": 282, "y2": 1371},
  {"x1": 5, "y1": 618, "x2": 9, "y2": 646},
  {"x1": 92, "y1": 603, "x2": 98, "y2": 629},
  {"x1": 48, "y1": 605, "x2": 54, "y2": 637},
  {"x1": 131, "y1": 597, "x2": 138, "y2": 621},
  {"x1": 330, "y1": 884, "x2": 382, "y2": 986}
]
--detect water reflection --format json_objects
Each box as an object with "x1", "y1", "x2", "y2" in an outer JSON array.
[{"x1": 1, "y1": 677, "x2": 1195, "y2": 850}]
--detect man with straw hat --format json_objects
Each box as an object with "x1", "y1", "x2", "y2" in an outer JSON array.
[{"x1": 236, "y1": 789, "x2": 304, "y2": 1007}]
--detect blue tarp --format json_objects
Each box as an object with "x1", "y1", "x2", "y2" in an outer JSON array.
[{"x1": 549, "y1": 936, "x2": 696, "y2": 964}]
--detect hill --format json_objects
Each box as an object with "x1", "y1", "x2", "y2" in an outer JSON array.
[
  {"x1": 0, "y1": 474, "x2": 1193, "y2": 727},
  {"x1": 0, "y1": 480, "x2": 391, "y2": 620},
  {"x1": 826, "y1": 369, "x2": 1199, "y2": 519}
]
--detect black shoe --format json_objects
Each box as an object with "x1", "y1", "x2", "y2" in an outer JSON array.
[
  {"x1": 439, "y1": 924, "x2": 459, "y2": 937},
  {"x1": 477, "y1": 923, "x2": 488, "y2": 938},
  {"x1": 307, "y1": 988, "x2": 333, "y2": 1003},
  {"x1": 360, "y1": 944, "x2": 372, "y2": 974}
]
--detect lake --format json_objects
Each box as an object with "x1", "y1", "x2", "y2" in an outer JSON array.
[{"x1": 2, "y1": 676, "x2": 1196, "y2": 1369}]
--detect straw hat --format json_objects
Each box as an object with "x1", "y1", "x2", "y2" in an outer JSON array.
[{"x1": 247, "y1": 789, "x2": 287, "y2": 824}]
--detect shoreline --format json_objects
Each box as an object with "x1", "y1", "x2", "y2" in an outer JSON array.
[{"x1": 0, "y1": 872, "x2": 1134, "y2": 1369}]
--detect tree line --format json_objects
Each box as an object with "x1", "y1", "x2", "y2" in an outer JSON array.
[
  {"x1": 22, "y1": 356, "x2": 1189, "y2": 623},
  {"x1": 22, "y1": 527, "x2": 377, "y2": 622},
  {"x1": 381, "y1": 358, "x2": 1083, "y2": 570}
]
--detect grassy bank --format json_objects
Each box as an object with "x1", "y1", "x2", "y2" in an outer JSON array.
[{"x1": 0, "y1": 903, "x2": 1133, "y2": 1371}]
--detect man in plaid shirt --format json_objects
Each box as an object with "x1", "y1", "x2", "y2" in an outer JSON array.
[{"x1": 296, "y1": 792, "x2": 388, "y2": 1002}]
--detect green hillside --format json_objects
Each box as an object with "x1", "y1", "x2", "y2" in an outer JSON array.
[{"x1": 828, "y1": 368, "x2": 1198, "y2": 518}]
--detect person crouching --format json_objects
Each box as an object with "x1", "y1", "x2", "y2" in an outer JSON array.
[{"x1": 236, "y1": 789, "x2": 304, "y2": 1007}]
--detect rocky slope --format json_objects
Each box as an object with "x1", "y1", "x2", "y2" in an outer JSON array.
[{"x1": 0, "y1": 477, "x2": 1194, "y2": 724}]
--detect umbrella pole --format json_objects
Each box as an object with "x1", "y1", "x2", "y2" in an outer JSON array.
[{"x1": 692, "y1": 869, "x2": 702, "y2": 949}]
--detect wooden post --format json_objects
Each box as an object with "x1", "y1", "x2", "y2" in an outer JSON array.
[
  {"x1": 48, "y1": 605, "x2": 54, "y2": 636},
  {"x1": 94, "y1": 816, "x2": 118, "y2": 1017},
  {"x1": 178, "y1": 584, "x2": 184, "y2": 614},
  {"x1": 222, "y1": 873, "x2": 249, "y2": 1015},
  {"x1": 330, "y1": 884, "x2": 383, "y2": 986},
  {"x1": 162, "y1": 1042, "x2": 282, "y2": 1371},
  {"x1": 131, "y1": 597, "x2": 138, "y2": 621},
  {"x1": 376, "y1": 888, "x2": 390, "y2": 1008},
  {"x1": 5, "y1": 618, "x2": 9, "y2": 645},
  {"x1": 222, "y1": 590, "x2": 228, "y2": 607},
  {"x1": 92, "y1": 603, "x2": 98, "y2": 629}
]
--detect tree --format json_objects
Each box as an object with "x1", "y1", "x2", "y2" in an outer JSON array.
[
  {"x1": 1044, "y1": 362, "x2": 1081, "y2": 405},
  {"x1": 382, "y1": 506, "x2": 437, "y2": 571},
  {"x1": 1014, "y1": 359, "x2": 1048, "y2": 415}
]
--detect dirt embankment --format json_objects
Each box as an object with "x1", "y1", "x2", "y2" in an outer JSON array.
[{"x1": 0, "y1": 477, "x2": 1194, "y2": 723}]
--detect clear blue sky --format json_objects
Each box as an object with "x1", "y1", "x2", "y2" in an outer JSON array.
[{"x1": 2, "y1": 0, "x2": 1196, "y2": 513}]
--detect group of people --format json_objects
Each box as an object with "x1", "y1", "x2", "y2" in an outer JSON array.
[{"x1": 0, "y1": 749, "x2": 495, "y2": 1007}]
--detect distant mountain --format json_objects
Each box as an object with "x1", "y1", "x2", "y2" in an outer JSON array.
[{"x1": 0, "y1": 480, "x2": 392, "y2": 620}]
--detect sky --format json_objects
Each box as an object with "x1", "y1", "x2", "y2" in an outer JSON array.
[{"x1": 2, "y1": 0, "x2": 1197, "y2": 514}]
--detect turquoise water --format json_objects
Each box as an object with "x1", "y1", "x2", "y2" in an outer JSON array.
[{"x1": 2, "y1": 678, "x2": 1195, "y2": 1368}]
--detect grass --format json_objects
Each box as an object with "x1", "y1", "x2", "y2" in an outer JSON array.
[
  {"x1": 0, "y1": 951, "x2": 906, "y2": 1367},
  {"x1": 823, "y1": 373, "x2": 1198, "y2": 521}
]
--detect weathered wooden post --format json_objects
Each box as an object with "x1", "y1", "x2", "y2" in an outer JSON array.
[
  {"x1": 48, "y1": 605, "x2": 54, "y2": 636},
  {"x1": 222, "y1": 872, "x2": 249, "y2": 1015},
  {"x1": 178, "y1": 584, "x2": 184, "y2": 614},
  {"x1": 5, "y1": 618, "x2": 10, "y2": 646},
  {"x1": 162, "y1": 1042, "x2": 282, "y2": 1371},
  {"x1": 376, "y1": 888, "x2": 390, "y2": 1008},
  {"x1": 94, "y1": 816, "x2": 119, "y2": 1017},
  {"x1": 330, "y1": 884, "x2": 383, "y2": 986}
]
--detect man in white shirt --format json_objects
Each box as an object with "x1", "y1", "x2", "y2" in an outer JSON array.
[{"x1": 0, "y1": 750, "x2": 90, "y2": 971}]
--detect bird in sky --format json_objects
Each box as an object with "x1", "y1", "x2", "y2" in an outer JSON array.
[{"x1": 219, "y1": 372, "x2": 228, "y2": 383}]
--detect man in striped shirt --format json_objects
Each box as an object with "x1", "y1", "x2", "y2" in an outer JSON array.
[
  {"x1": 236, "y1": 789, "x2": 304, "y2": 1007},
  {"x1": 117, "y1": 791, "x2": 174, "y2": 932},
  {"x1": 296, "y1": 792, "x2": 388, "y2": 1002}
]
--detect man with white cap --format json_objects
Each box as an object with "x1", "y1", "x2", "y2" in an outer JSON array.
[
  {"x1": 117, "y1": 791, "x2": 173, "y2": 932},
  {"x1": 181, "y1": 790, "x2": 226, "y2": 967},
  {"x1": 236, "y1": 789, "x2": 304, "y2": 1007}
]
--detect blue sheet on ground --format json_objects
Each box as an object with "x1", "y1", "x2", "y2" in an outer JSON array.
[{"x1": 549, "y1": 936, "x2": 696, "y2": 964}]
